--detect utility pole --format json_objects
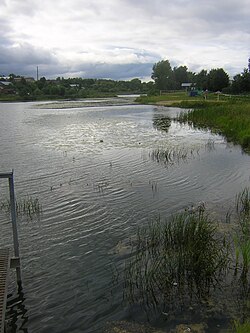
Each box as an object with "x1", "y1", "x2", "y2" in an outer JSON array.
[{"x1": 37, "y1": 66, "x2": 39, "y2": 81}]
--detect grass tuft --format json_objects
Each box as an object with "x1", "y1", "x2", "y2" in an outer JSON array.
[
  {"x1": 124, "y1": 212, "x2": 229, "y2": 310},
  {"x1": 0, "y1": 196, "x2": 42, "y2": 218}
]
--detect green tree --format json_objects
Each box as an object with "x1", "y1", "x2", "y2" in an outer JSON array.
[
  {"x1": 37, "y1": 77, "x2": 47, "y2": 90},
  {"x1": 151, "y1": 60, "x2": 173, "y2": 91},
  {"x1": 173, "y1": 65, "x2": 189, "y2": 89},
  {"x1": 231, "y1": 69, "x2": 250, "y2": 93},
  {"x1": 129, "y1": 78, "x2": 142, "y2": 91},
  {"x1": 195, "y1": 70, "x2": 208, "y2": 90},
  {"x1": 207, "y1": 68, "x2": 229, "y2": 91}
]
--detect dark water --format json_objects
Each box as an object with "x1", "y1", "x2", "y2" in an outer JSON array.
[{"x1": 0, "y1": 98, "x2": 250, "y2": 332}]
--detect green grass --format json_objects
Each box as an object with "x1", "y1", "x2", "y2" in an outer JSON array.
[
  {"x1": 136, "y1": 92, "x2": 192, "y2": 105},
  {"x1": 234, "y1": 188, "x2": 250, "y2": 279},
  {"x1": 177, "y1": 100, "x2": 250, "y2": 151},
  {"x1": 0, "y1": 196, "x2": 42, "y2": 217},
  {"x1": 135, "y1": 91, "x2": 233, "y2": 106},
  {"x1": 137, "y1": 91, "x2": 250, "y2": 151},
  {"x1": 149, "y1": 146, "x2": 199, "y2": 165},
  {"x1": 232, "y1": 321, "x2": 250, "y2": 333},
  {"x1": 124, "y1": 212, "x2": 229, "y2": 309},
  {"x1": 119, "y1": 189, "x2": 250, "y2": 328}
]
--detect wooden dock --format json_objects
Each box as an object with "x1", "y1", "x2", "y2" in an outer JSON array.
[{"x1": 0, "y1": 248, "x2": 10, "y2": 333}]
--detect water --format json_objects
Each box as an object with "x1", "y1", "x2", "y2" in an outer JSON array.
[{"x1": 0, "y1": 98, "x2": 250, "y2": 332}]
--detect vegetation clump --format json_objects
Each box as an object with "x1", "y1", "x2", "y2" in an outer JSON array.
[
  {"x1": 124, "y1": 211, "x2": 229, "y2": 310},
  {"x1": 234, "y1": 188, "x2": 250, "y2": 279},
  {"x1": 0, "y1": 196, "x2": 42, "y2": 218},
  {"x1": 120, "y1": 189, "x2": 250, "y2": 332},
  {"x1": 177, "y1": 100, "x2": 250, "y2": 151}
]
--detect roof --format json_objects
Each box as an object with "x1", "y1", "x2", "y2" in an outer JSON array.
[
  {"x1": 181, "y1": 83, "x2": 193, "y2": 87},
  {"x1": 0, "y1": 81, "x2": 12, "y2": 86}
]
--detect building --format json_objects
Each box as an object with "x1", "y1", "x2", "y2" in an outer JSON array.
[{"x1": 0, "y1": 81, "x2": 15, "y2": 94}]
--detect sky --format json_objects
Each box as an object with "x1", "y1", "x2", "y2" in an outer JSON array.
[{"x1": 0, "y1": 0, "x2": 250, "y2": 81}]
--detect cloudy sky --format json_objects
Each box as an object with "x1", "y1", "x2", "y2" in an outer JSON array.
[{"x1": 0, "y1": 0, "x2": 249, "y2": 80}]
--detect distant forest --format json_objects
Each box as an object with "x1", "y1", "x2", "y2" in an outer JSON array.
[{"x1": 0, "y1": 59, "x2": 250, "y2": 100}]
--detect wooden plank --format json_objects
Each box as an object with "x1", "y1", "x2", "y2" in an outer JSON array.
[{"x1": 0, "y1": 248, "x2": 10, "y2": 333}]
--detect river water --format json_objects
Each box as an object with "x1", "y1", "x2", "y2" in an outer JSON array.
[{"x1": 0, "y1": 97, "x2": 250, "y2": 332}]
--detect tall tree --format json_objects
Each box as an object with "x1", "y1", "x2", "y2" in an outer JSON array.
[
  {"x1": 151, "y1": 60, "x2": 173, "y2": 91},
  {"x1": 207, "y1": 68, "x2": 229, "y2": 91},
  {"x1": 173, "y1": 65, "x2": 189, "y2": 88},
  {"x1": 195, "y1": 70, "x2": 208, "y2": 90},
  {"x1": 231, "y1": 69, "x2": 250, "y2": 93}
]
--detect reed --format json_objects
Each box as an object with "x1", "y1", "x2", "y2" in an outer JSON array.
[
  {"x1": 236, "y1": 188, "x2": 250, "y2": 218},
  {"x1": 0, "y1": 196, "x2": 42, "y2": 217},
  {"x1": 149, "y1": 146, "x2": 198, "y2": 165},
  {"x1": 177, "y1": 101, "x2": 250, "y2": 151},
  {"x1": 234, "y1": 188, "x2": 250, "y2": 279},
  {"x1": 232, "y1": 320, "x2": 250, "y2": 333},
  {"x1": 124, "y1": 212, "x2": 229, "y2": 310}
]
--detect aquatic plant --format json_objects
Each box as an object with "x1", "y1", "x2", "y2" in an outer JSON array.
[
  {"x1": 177, "y1": 101, "x2": 250, "y2": 151},
  {"x1": 0, "y1": 196, "x2": 42, "y2": 218},
  {"x1": 149, "y1": 146, "x2": 198, "y2": 165},
  {"x1": 234, "y1": 189, "x2": 250, "y2": 279},
  {"x1": 124, "y1": 212, "x2": 229, "y2": 310},
  {"x1": 153, "y1": 116, "x2": 171, "y2": 133},
  {"x1": 236, "y1": 188, "x2": 250, "y2": 218},
  {"x1": 232, "y1": 320, "x2": 250, "y2": 333}
]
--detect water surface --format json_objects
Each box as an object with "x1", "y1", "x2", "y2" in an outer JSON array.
[{"x1": 0, "y1": 98, "x2": 249, "y2": 332}]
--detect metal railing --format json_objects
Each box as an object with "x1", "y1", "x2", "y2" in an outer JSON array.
[{"x1": 0, "y1": 171, "x2": 21, "y2": 283}]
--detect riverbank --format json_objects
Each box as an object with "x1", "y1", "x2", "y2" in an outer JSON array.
[{"x1": 136, "y1": 93, "x2": 250, "y2": 151}]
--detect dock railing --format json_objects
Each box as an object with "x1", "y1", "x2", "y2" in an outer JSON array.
[{"x1": 0, "y1": 171, "x2": 21, "y2": 283}]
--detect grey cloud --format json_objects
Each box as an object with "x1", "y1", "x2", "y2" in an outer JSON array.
[
  {"x1": 47, "y1": 62, "x2": 154, "y2": 80},
  {"x1": 0, "y1": 0, "x2": 248, "y2": 79},
  {"x1": 0, "y1": 43, "x2": 58, "y2": 76}
]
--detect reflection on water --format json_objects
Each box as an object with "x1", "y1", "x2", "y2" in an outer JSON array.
[
  {"x1": 6, "y1": 284, "x2": 29, "y2": 333},
  {"x1": 152, "y1": 115, "x2": 171, "y2": 133},
  {"x1": 0, "y1": 99, "x2": 249, "y2": 332}
]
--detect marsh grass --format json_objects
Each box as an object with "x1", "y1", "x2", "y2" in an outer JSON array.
[
  {"x1": 0, "y1": 196, "x2": 42, "y2": 218},
  {"x1": 232, "y1": 320, "x2": 250, "y2": 333},
  {"x1": 136, "y1": 91, "x2": 233, "y2": 107},
  {"x1": 236, "y1": 188, "x2": 250, "y2": 218},
  {"x1": 124, "y1": 212, "x2": 229, "y2": 310},
  {"x1": 149, "y1": 147, "x2": 198, "y2": 165},
  {"x1": 177, "y1": 101, "x2": 250, "y2": 151},
  {"x1": 234, "y1": 188, "x2": 250, "y2": 279},
  {"x1": 136, "y1": 92, "x2": 188, "y2": 104}
]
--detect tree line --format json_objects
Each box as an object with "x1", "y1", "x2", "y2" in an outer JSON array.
[
  {"x1": 0, "y1": 75, "x2": 153, "y2": 100},
  {"x1": 0, "y1": 59, "x2": 250, "y2": 100},
  {"x1": 151, "y1": 59, "x2": 250, "y2": 93}
]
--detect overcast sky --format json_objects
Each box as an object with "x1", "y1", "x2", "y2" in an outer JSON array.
[{"x1": 0, "y1": 0, "x2": 249, "y2": 80}]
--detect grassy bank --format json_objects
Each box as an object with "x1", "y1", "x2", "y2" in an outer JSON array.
[
  {"x1": 177, "y1": 100, "x2": 250, "y2": 151},
  {"x1": 136, "y1": 92, "x2": 250, "y2": 151},
  {"x1": 122, "y1": 188, "x2": 250, "y2": 332},
  {"x1": 135, "y1": 91, "x2": 231, "y2": 107}
]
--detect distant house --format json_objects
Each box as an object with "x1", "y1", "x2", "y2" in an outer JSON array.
[
  {"x1": 0, "y1": 81, "x2": 15, "y2": 94},
  {"x1": 181, "y1": 82, "x2": 195, "y2": 89},
  {"x1": 13, "y1": 76, "x2": 35, "y2": 83},
  {"x1": 25, "y1": 77, "x2": 35, "y2": 82}
]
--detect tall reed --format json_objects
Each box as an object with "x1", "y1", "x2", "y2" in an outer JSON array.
[
  {"x1": 234, "y1": 188, "x2": 250, "y2": 279},
  {"x1": 177, "y1": 101, "x2": 250, "y2": 151},
  {"x1": 0, "y1": 196, "x2": 42, "y2": 218},
  {"x1": 124, "y1": 212, "x2": 229, "y2": 310},
  {"x1": 232, "y1": 320, "x2": 250, "y2": 333}
]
